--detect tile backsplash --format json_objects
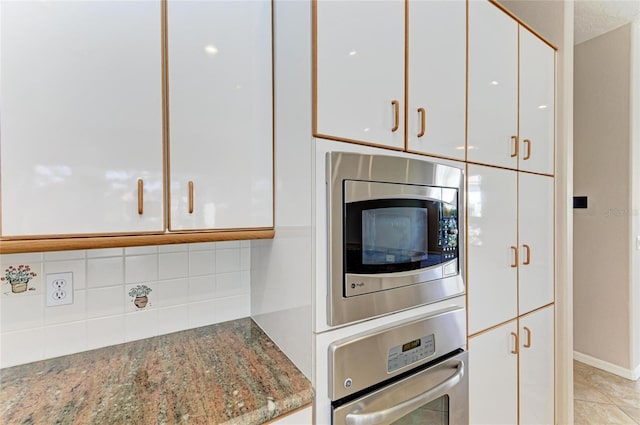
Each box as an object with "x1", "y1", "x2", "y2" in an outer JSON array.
[{"x1": 0, "y1": 241, "x2": 251, "y2": 368}]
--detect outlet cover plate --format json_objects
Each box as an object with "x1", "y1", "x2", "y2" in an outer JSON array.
[{"x1": 46, "y1": 272, "x2": 73, "y2": 307}]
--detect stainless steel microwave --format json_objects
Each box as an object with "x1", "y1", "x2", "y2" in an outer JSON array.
[{"x1": 327, "y1": 152, "x2": 465, "y2": 326}]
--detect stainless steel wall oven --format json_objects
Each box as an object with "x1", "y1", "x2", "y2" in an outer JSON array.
[
  {"x1": 329, "y1": 308, "x2": 468, "y2": 425},
  {"x1": 327, "y1": 152, "x2": 465, "y2": 326}
]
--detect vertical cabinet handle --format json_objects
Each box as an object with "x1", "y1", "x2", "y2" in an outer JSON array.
[
  {"x1": 522, "y1": 244, "x2": 531, "y2": 265},
  {"x1": 510, "y1": 332, "x2": 519, "y2": 354},
  {"x1": 523, "y1": 138, "x2": 532, "y2": 160},
  {"x1": 510, "y1": 135, "x2": 519, "y2": 158},
  {"x1": 137, "y1": 179, "x2": 144, "y2": 215},
  {"x1": 417, "y1": 107, "x2": 426, "y2": 138},
  {"x1": 523, "y1": 326, "x2": 532, "y2": 348},
  {"x1": 510, "y1": 246, "x2": 518, "y2": 268},
  {"x1": 188, "y1": 181, "x2": 194, "y2": 214},
  {"x1": 391, "y1": 100, "x2": 400, "y2": 132}
]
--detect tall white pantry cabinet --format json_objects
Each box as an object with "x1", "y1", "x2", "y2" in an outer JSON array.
[{"x1": 467, "y1": 2, "x2": 556, "y2": 425}]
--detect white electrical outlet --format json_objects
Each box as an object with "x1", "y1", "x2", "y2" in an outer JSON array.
[{"x1": 46, "y1": 272, "x2": 73, "y2": 307}]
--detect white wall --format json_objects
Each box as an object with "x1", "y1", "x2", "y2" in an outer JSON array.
[
  {"x1": 574, "y1": 22, "x2": 640, "y2": 379},
  {"x1": 0, "y1": 241, "x2": 251, "y2": 368}
]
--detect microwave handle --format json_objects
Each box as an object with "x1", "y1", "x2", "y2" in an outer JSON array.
[{"x1": 345, "y1": 360, "x2": 465, "y2": 425}]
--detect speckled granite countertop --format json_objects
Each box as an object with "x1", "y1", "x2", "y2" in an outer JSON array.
[{"x1": 0, "y1": 318, "x2": 313, "y2": 424}]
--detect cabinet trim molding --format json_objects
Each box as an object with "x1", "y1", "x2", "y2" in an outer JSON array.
[
  {"x1": 0, "y1": 229, "x2": 275, "y2": 254},
  {"x1": 488, "y1": 0, "x2": 557, "y2": 51}
]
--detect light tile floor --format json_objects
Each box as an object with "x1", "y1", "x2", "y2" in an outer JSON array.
[{"x1": 574, "y1": 360, "x2": 640, "y2": 424}]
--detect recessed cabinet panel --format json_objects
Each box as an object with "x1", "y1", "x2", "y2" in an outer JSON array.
[
  {"x1": 315, "y1": 0, "x2": 404, "y2": 149},
  {"x1": 469, "y1": 320, "x2": 518, "y2": 425},
  {"x1": 519, "y1": 173, "x2": 554, "y2": 314},
  {"x1": 168, "y1": 0, "x2": 273, "y2": 230},
  {"x1": 407, "y1": 0, "x2": 466, "y2": 160},
  {"x1": 519, "y1": 27, "x2": 555, "y2": 175},
  {"x1": 467, "y1": 0, "x2": 518, "y2": 168},
  {"x1": 519, "y1": 306, "x2": 555, "y2": 425},
  {"x1": 0, "y1": 1, "x2": 163, "y2": 236},
  {"x1": 467, "y1": 165, "x2": 518, "y2": 334}
]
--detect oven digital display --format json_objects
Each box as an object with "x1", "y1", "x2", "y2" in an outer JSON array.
[
  {"x1": 387, "y1": 334, "x2": 436, "y2": 373},
  {"x1": 402, "y1": 339, "x2": 421, "y2": 352}
]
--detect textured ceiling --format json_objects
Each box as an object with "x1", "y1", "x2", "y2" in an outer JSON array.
[{"x1": 575, "y1": 0, "x2": 640, "y2": 44}]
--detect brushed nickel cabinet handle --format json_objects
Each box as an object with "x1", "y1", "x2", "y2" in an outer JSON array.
[
  {"x1": 511, "y1": 332, "x2": 519, "y2": 354},
  {"x1": 137, "y1": 179, "x2": 144, "y2": 215},
  {"x1": 523, "y1": 138, "x2": 531, "y2": 160},
  {"x1": 523, "y1": 244, "x2": 531, "y2": 265},
  {"x1": 417, "y1": 107, "x2": 426, "y2": 138},
  {"x1": 391, "y1": 100, "x2": 399, "y2": 132},
  {"x1": 510, "y1": 135, "x2": 519, "y2": 158},
  {"x1": 188, "y1": 181, "x2": 194, "y2": 214},
  {"x1": 510, "y1": 246, "x2": 518, "y2": 268},
  {"x1": 523, "y1": 326, "x2": 532, "y2": 348}
]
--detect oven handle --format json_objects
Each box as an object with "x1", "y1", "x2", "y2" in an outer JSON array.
[{"x1": 344, "y1": 360, "x2": 465, "y2": 425}]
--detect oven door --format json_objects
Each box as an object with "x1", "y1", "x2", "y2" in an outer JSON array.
[{"x1": 332, "y1": 351, "x2": 468, "y2": 425}]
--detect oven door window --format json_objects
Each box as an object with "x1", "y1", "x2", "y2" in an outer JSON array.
[
  {"x1": 345, "y1": 198, "x2": 446, "y2": 274},
  {"x1": 390, "y1": 396, "x2": 449, "y2": 425}
]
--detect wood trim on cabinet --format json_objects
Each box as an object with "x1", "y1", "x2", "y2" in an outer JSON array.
[
  {"x1": 0, "y1": 229, "x2": 275, "y2": 254},
  {"x1": 404, "y1": 0, "x2": 409, "y2": 151},
  {"x1": 488, "y1": 0, "x2": 558, "y2": 51},
  {"x1": 313, "y1": 134, "x2": 404, "y2": 152},
  {"x1": 162, "y1": 0, "x2": 172, "y2": 232}
]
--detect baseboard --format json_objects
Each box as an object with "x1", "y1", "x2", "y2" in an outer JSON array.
[{"x1": 574, "y1": 351, "x2": 640, "y2": 381}]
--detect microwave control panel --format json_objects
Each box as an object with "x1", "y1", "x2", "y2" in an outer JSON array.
[{"x1": 439, "y1": 218, "x2": 458, "y2": 261}]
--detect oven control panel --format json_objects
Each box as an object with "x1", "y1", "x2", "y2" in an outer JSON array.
[{"x1": 387, "y1": 334, "x2": 436, "y2": 373}]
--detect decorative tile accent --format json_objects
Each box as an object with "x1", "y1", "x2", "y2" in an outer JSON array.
[
  {"x1": 126, "y1": 284, "x2": 154, "y2": 311},
  {"x1": 1, "y1": 264, "x2": 40, "y2": 296}
]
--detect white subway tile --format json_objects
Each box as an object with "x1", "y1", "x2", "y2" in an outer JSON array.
[
  {"x1": 240, "y1": 241, "x2": 251, "y2": 248},
  {"x1": 125, "y1": 255, "x2": 158, "y2": 284},
  {"x1": 44, "y1": 250, "x2": 86, "y2": 261},
  {"x1": 43, "y1": 322, "x2": 87, "y2": 359},
  {"x1": 86, "y1": 257, "x2": 123, "y2": 288},
  {"x1": 215, "y1": 272, "x2": 247, "y2": 298},
  {"x1": 216, "y1": 249, "x2": 241, "y2": 274},
  {"x1": 240, "y1": 247, "x2": 251, "y2": 271},
  {"x1": 159, "y1": 244, "x2": 188, "y2": 253},
  {"x1": 87, "y1": 316, "x2": 125, "y2": 350},
  {"x1": 188, "y1": 275, "x2": 216, "y2": 302},
  {"x1": 86, "y1": 248, "x2": 123, "y2": 258},
  {"x1": 188, "y1": 299, "x2": 216, "y2": 329},
  {"x1": 188, "y1": 242, "x2": 217, "y2": 251},
  {"x1": 1, "y1": 328, "x2": 45, "y2": 368},
  {"x1": 124, "y1": 246, "x2": 158, "y2": 256},
  {"x1": 189, "y1": 251, "x2": 216, "y2": 276},
  {"x1": 157, "y1": 305, "x2": 189, "y2": 335},
  {"x1": 44, "y1": 260, "x2": 86, "y2": 290},
  {"x1": 125, "y1": 309, "x2": 159, "y2": 342},
  {"x1": 87, "y1": 286, "x2": 125, "y2": 319},
  {"x1": 158, "y1": 253, "x2": 188, "y2": 280},
  {"x1": 1, "y1": 294, "x2": 44, "y2": 332},
  {"x1": 156, "y1": 278, "x2": 189, "y2": 307},
  {"x1": 215, "y1": 295, "x2": 250, "y2": 324},
  {"x1": 0, "y1": 253, "x2": 43, "y2": 264},
  {"x1": 44, "y1": 290, "x2": 86, "y2": 325},
  {"x1": 217, "y1": 241, "x2": 240, "y2": 249}
]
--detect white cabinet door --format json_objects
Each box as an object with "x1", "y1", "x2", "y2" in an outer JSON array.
[
  {"x1": 519, "y1": 306, "x2": 555, "y2": 425},
  {"x1": 467, "y1": 165, "x2": 518, "y2": 334},
  {"x1": 519, "y1": 173, "x2": 554, "y2": 315},
  {"x1": 167, "y1": 0, "x2": 273, "y2": 231},
  {"x1": 315, "y1": 0, "x2": 404, "y2": 149},
  {"x1": 268, "y1": 406, "x2": 312, "y2": 424},
  {"x1": 469, "y1": 320, "x2": 519, "y2": 425},
  {"x1": 407, "y1": 0, "x2": 466, "y2": 160},
  {"x1": 0, "y1": 1, "x2": 163, "y2": 236},
  {"x1": 519, "y1": 27, "x2": 555, "y2": 175},
  {"x1": 467, "y1": 0, "x2": 518, "y2": 169}
]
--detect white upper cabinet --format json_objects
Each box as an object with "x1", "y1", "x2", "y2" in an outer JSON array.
[
  {"x1": 407, "y1": 0, "x2": 466, "y2": 160},
  {"x1": 0, "y1": 1, "x2": 163, "y2": 236},
  {"x1": 518, "y1": 173, "x2": 554, "y2": 315},
  {"x1": 467, "y1": 165, "x2": 518, "y2": 334},
  {"x1": 467, "y1": 0, "x2": 518, "y2": 169},
  {"x1": 167, "y1": 0, "x2": 273, "y2": 231},
  {"x1": 519, "y1": 306, "x2": 555, "y2": 425},
  {"x1": 315, "y1": 0, "x2": 405, "y2": 149},
  {"x1": 519, "y1": 27, "x2": 555, "y2": 175}
]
